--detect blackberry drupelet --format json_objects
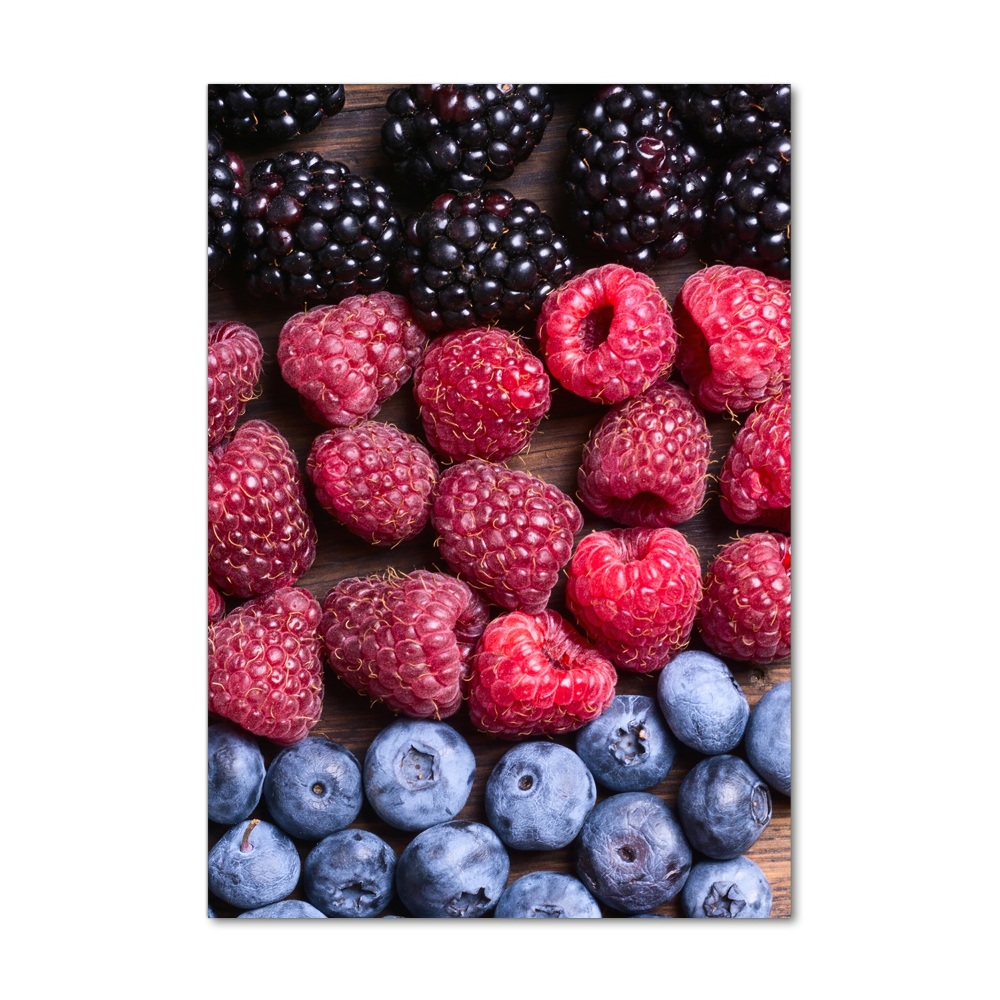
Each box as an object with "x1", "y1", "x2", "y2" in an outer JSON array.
[
  {"x1": 208, "y1": 130, "x2": 245, "y2": 281},
  {"x1": 395, "y1": 189, "x2": 574, "y2": 334},
  {"x1": 709, "y1": 134, "x2": 791, "y2": 280},
  {"x1": 565, "y1": 85, "x2": 713, "y2": 270},
  {"x1": 208, "y1": 85, "x2": 346, "y2": 145},
  {"x1": 665, "y1": 85, "x2": 791, "y2": 154},
  {"x1": 240, "y1": 150, "x2": 402, "y2": 304},
  {"x1": 380, "y1": 85, "x2": 554, "y2": 194}
]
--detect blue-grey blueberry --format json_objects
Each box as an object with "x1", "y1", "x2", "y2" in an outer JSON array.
[
  {"x1": 681, "y1": 856, "x2": 773, "y2": 918},
  {"x1": 303, "y1": 828, "x2": 397, "y2": 918},
  {"x1": 237, "y1": 899, "x2": 327, "y2": 918},
  {"x1": 494, "y1": 872, "x2": 602, "y2": 918},
  {"x1": 745, "y1": 680, "x2": 791, "y2": 796},
  {"x1": 208, "y1": 722, "x2": 265, "y2": 826},
  {"x1": 207, "y1": 818, "x2": 301, "y2": 911}
]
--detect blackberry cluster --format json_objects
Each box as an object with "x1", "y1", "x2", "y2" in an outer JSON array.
[
  {"x1": 208, "y1": 85, "x2": 346, "y2": 145},
  {"x1": 565, "y1": 85, "x2": 713, "y2": 270},
  {"x1": 207, "y1": 130, "x2": 245, "y2": 280},
  {"x1": 395, "y1": 189, "x2": 574, "y2": 333},
  {"x1": 664, "y1": 85, "x2": 791, "y2": 155},
  {"x1": 380, "y1": 85, "x2": 554, "y2": 193},
  {"x1": 240, "y1": 150, "x2": 402, "y2": 304},
  {"x1": 709, "y1": 134, "x2": 791, "y2": 280}
]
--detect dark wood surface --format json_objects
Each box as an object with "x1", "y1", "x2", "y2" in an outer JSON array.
[{"x1": 207, "y1": 84, "x2": 791, "y2": 918}]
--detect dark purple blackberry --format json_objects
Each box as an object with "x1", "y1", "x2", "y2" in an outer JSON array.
[
  {"x1": 709, "y1": 134, "x2": 791, "y2": 280},
  {"x1": 240, "y1": 150, "x2": 402, "y2": 304},
  {"x1": 564, "y1": 85, "x2": 713, "y2": 270},
  {"x1": 208, "y1": 85, "x2": 346, "y2": 146},
  {"x1": 665, "y1": 85, "x2": 790, "y2": 154},
  {"x1": 380, "y1": 85, "x2": 554, "y2": 194},
  {"x1": 395, "y1": 189, "x2": 574, "y2": 334},
  {"x1": 208, "y1": 130, "x2": 245, "y2": 281}
]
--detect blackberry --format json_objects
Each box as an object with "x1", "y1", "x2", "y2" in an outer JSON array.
[
  {"x1": 380, "y1": 85, "x2": 554, "y2": 194},
  {"x1": 395, "y1": 189, "x2": 574, "y2": 334},
  {"x1": 208, "y1": 85, "x2": 346, "y2": 145},
  {"x1": 207, "y1": 130, "x2": 245, "y2": 281},
  {"x1": 565, "y1": 85, "x2": 713, "y2": 270},
  {"x1": 709, "y1": 134, "x2": 791, "y2": 280},
  {"x1": 665, "y1": 85, "x2": 791, "y2": 154},
  {"x1": 240, "y1": 150, "x2": 402, "y2": 304}
]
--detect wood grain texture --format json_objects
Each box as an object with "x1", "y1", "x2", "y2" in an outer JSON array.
[{"x1": 208, "y1": 84, "x2": 792, "y2": 918}]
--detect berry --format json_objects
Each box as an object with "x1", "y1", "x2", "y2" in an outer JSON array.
[
  {"x1": 536, "y1": 263, "x2": 677, "y2": 404},
  {"x1": 307, "y1": 421, "x2": 438, "y2": 546},
  {"x1": 207, "y1": 319, "x2": 263, "y2": 448},
  {"x1": 744, "y1": 680, "x2": 791, "y2": 797},
  {"x1": 363, "y1": 718, "x2": 476, "y2": 831},
  {"x1": 278, "y1": 292, "x2": 427, "y2": 428},
  {"x1": 302, "y1": 829, "x2": 397, "y2": 918},
  {"x1": 207, "y1": 722, "x2": 265, "y2": 826},
  {"x1": 208, "y1": 586, "x2": 324, "y2": 746},
  {"x1": 680, "y1": 856, "x2": 773, "y2": 918},
  {"x1": 395, "y1": 188, "x2": 574, "y2": 334},
  {"x1": 237, "y1": 900, "x2": 326, "y2": 918},
  {"x1": 320, "y1": 569, "x2": 489, "y2": 720},
  {"x1": 674, "y1": 264, "x2": 791, "y2": 415},
  {"x1": 699, "y1": 532, "x2": 791, "y2": 665},
  {"x1": 677, "y1": 755, "x2": 772, "y2": 860},
  {"x1": 564, "y1": 85, "x2": 713, "y2": 269},
  {"x1": 665, "y1": 85, "x2": 791, "y2": 154},
  {"x1": 241, "y1": 150, "x2": 402, "y2": 304},
  {"x1": 208, "y1": 818, "x2": 301, "y2": 911},
  {"x1": 484, "y1": 742, "x2": 597, "y2": 850},
  {"x1": 207, "y1": 130, "x2": 245, "y2": 280},
  {"x1": 565, "y1": 526, "x2": 702, "y2": 673},
  {"x1": 577, "y1": 382, "x2": 711, "y2": 528},
  {"x1": 413, "y1": 326, "x2": 551, "y2": 463},
  {"x1": 465, "y1": 609, "x2": 617, "y2": 739},
  {"x1": 208, "y1": 419, "x2": 317, "y2": 599},
  {"x1": 655, "y1": 649, "x2": 750, "y2": 755},
  {"x1": 494, "y1": 872, "x2": 602, "y2": 919},
  {"x1": 719, "y1": 387, "x2": 791, "y2": 532},
  {"x1": 208, "y1": 85, "x2": 346, "y2": 145},
  {"x1": 431, "y1": 459, "x2": 583, "y2": 612},
  {"x1": 208, "y1": 582, "x2": 225, "y2": 623},
  {"x1": 381, "y1": 85, "x2": 553, "y2": 194}
]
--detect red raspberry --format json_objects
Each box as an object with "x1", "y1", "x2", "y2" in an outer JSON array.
[
  {"x1": 320, "y1": 569, "x2": 490, "y2": 719},
  {"x1": 208, "y1": 582, "x2": 225, "y2": 623},
  {"x1": 277, "y1": 292, "x2": 428, "y2": 427},
  {"x1": 431, "y1": 459, "x2": 583, "y2": 613},
  {"x1": 698, "y1": 532, "x2": 791, "y2": 665},
  {"x1": 536, "y1": 263, "x2": 677, "y2": 404},
  {"x1": 465, "y1": 609, "x2": 617, "y2": 738},
  {"x1": 307, "y1": 420, "x2": 439, "y2": 546},
  {"x1": 674, "y1": 264, "x2": 790, "y2": 414},
  {"x1": 577, "y1": 382, "x2": 711, "y2": 527},
  {"x1": 207, "y1": 320, "x2": 263, "y2": 448},
  {"x1": 719, "y1": 387, "x2": 791, "y2": 532},
  {"x1": 413, "y1": 326, "x2": 551, "y2": 462},
  {"x1": 208, "y1": 586, "x2": 324, "y2": 746},
  {"x1": 208, "y1": 419, "x2": 317, "y2": 598},
  {"x1": 565, "y1": 527, "x2": 702, "y2": 673}
]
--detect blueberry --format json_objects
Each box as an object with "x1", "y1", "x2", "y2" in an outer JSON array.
[
  {"x1": 302, "y1": 829, "x2": 397, "y2": 918},
  {"x1": 574, "y1": 694, "x2": 677, "y2": 792},
  {"x1": 395, "y1": 820, "x2": 510, "y2": 917},
  {"x1": 656, "y1": 650, "x2": 749, "y2": 755},
  {"x1": 575, "y1": 792, "x2": 692, "y2": 913},
  {"x1": 680, "y1": 856, "x2": 773, "y2": 918},
  {"x1": 745, "y1": 680, "x2": 791, "y2": 797},
  {"x1": 263, "y1": 737, "x2": 363, "y2": 841},
  {"x1": 484, "y1": 741, "x2": 596, "y2": 850},
  {"x1": 494, "y1": 871, "x2": 602, "y2": 918},
  {"x1": 208, "y1": 722, "x2": 265, "y2": 825},
  {"x1": 677, "y1": 755, "x2": 772, "y2": 860},
  {"x1": 237, "y1": 899, "x2": 327, "y2": 918},
  {"x1": 208, "y1": 818, "x2": 301, "y2": 910},
  {"x1": 363, "y1": 719, "x2": 476, "y2": 832}
]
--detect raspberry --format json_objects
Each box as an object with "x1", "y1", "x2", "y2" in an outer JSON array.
[
  {"x1": 306, "y1": 421, "x2": 439, "y2": 546},
  {"x1": 719, "y1": 387, "x2": 791, "y2": 532},
  {"x1": 674, "y1": 264, "x2": 791, "y2": 414},
  {"x1": 431, "y1": 459, "x2": 583, "y2": 613},
  {"x1": 208, "y1": 419, "x2": 317, "y2": 598},
  {"x1": 465, "y1": 609, "x2": 617, "y2": 738},
  {"x1": 565, "y1": 527, "x2": 702, "y2": 673},
  {"x1": 698, "y1": 532, "x2": 791, "y2": 665},
  {"x1": 536, "y1": 263, "x2": 677, "y2": 404},
  {"x1": 277, "y1": 292, "x2": 428, "y2": 428},
  {"x1": 207, "y1": 320, "x2": 263, "y2": 448},
  {"x1": 414, "y1": 327, "x2": 551, "y2": 462},
  {"x1": 577, "y1": 382, "x2": 711, "y2": 527},
  {"x1": 208, "y1": 582, "x2": 225, "y2": 623},
  {"x1": 320, "y1": 569, "x2": 490, "y2": 719},
  {"x1": 208, "y1": 586, "x2": 324, "y2": 746}
]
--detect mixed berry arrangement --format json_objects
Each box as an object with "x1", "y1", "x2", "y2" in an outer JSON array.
[{"x1": 207, "y1": 84, "x2": 792, "y2": 919}]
